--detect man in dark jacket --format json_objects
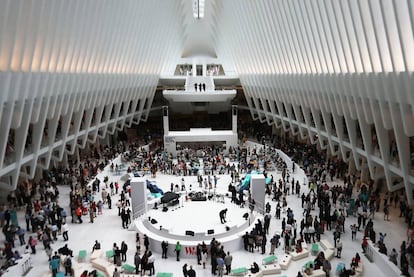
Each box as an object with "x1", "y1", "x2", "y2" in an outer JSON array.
[
  {"x1": 134, "y1": 251, "x2": 141, "y2": 274},
  {"x1": 187, "y1": 265, "x2": 196, "y2": 277}
]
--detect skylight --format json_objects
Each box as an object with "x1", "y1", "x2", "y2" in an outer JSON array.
[{"x1": 193, "y1": 0, "x2": 205, "y2": 19}]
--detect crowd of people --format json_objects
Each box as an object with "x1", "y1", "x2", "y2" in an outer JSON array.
[{"x1": 0, "y1": 127, "x2": 413, "y2": 277}]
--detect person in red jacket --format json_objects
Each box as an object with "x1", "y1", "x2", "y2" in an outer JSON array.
[
  {"x1": 361, "y1": 236, "x2": 368, "y2": 253},
  {"x1": 76, "y1": 206, "x2": 82, "y2": 223}
]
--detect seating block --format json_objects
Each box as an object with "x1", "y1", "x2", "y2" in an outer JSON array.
[
  {"x1": 231, "y1": 267, "x2": 248, "y2": 276},
  {"x1": 279, "y1": 254, "x2": 292, "y2": 270},
  {"x1": 105, "y1": 250, "x2": 114, "y2": 260},
  {"x1": 311, "y1": 243, "x2": 319, "y2": 255},
  {"x1": 78, "y1": 250, "x2": 87, "y2": 262},
  {"x1": 303, "y1": 269, "x2": 325, "y2": 277},
  {"x1": 262, "y1": 255, "x2": 277, "y2": 265},
  {"x1": 289, "y1": 249, "x2": 309, "y2": 261},
  {"x1": 320, "y1": 239, "x2": 334, "y2": 250},
  {"x1": 121, "y1": 263, "x2": 136, "y2": 273},
  {"x1": 91, "y1": 258, "x2": 116, "y2": 277},
  {"x1": 323, "y1": 249, "x2": 334, "y2": 261},
  {"x1": 246, "y1": 270, "x2": 263, "y2": 277},
  {"x1": 355, "y1": 262, "x2": 363, "y2": 273},
  {"x1": 262, "y1": 264, "x2": 281, "y2": 275},
  {"x1": 91, "y1": 249, "x2": 103, "y2": 260},
  {"x1": 156, "y1": 273, "x2": 173, "y2": 277}
]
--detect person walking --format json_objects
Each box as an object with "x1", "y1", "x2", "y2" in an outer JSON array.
[
  {"x1": 336, "y1": 238, "x2": 342, "y2": 258},
  {"x1": 62, "y1": 222, "x2": 69, "y2": 241},
  {"x1": 175, "y1": 241, "x2": 181, "y2": 261},
  {"x1": 224, "y1": 251, "x2": 233, "y2": 275}
]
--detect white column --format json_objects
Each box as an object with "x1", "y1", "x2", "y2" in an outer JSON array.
[
  {"x1": 162, "y1": 106, "x2": 169, "y2": 134},
  {"x1": 130, "y1": 177, "x2": 147, "y2": 219},
  {"x1": 250, "y1": 174, "x2": 266, "y2": 214},
  {"x1": 202, "y1": 63, "x2": 207, "y2": 76},
  {"x1": 232, "y1": 105, "x2": 238, "y2": 134}
]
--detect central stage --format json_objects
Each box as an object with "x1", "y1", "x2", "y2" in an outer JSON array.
[
  {"x1": 147, "y1": 201, "x2": 247, "y2": 235},
  {"x1": 134, "y1": 198, "x2": 261, "y2": 257},
  {"x1": 164, "y1": 128, "x2": 238, "y2": 156}
]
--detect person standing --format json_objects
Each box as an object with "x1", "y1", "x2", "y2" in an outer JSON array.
[
  {"x1": 121, "y1": 241, "x2": 128, "y2": 262},
  {"x1": 147, "y1": 251, "x2": 155, "y2": 276},
  {"x1": 113, "y1": 268, "x2": 121, "y2": 277},
  {"x1": 144, "y1": 234, "x2": 150, "y2": 251},
  {"x1": 62, "y1": 222, "x2": 69, "y2": 241},
  {"x1": 134, "y1": 251, "x2": 141, "y2": 274},
  {"x1": 336, "y1": 238, "x2": 342, "y2": 258},
  {"x1": 224, "y1": 251, "x2": 233, "y2": 275},
  {"x1": 261, "y1": 234, "x2": 267, "y2": 254},
  {"x1": 64, "y1": 255, "x2": 72, "y2": 277},
  {"x1": 216, "y1": 256, "x2": 225, "y2": 277},
  {"x1": 49, "y1": 256, "x2": 60, "y2": 277},
  {"x1": 107, "y1": 194, "x2": 112, "y2": 209},
  {"x1": 384, "y1": 204, "x2": 390, "y2": 221},
  {"x1": 175, "y1": 241, "x2": 181, "y2": 261},
  {"x1": 187, "y1": 265, "x2": 196, "y2": 277},
  {"x1": 183, "y1": 263, "x2": 188, "y2": 277},
  {"x1": 201, "y1": 249, "x2": 208, "y2": 269},
  {"x1": 196, "y1": 244, "x2": 202, "y2": 265},
  {"x1": 28, "y1": 235, "x2": 37, "y2": 254},
  {"x1": 389, "y1": 248, "x2": 398, "y2": 265},
  {"x1": 350, "y1": 224, "x2": 357, "y2": 240},
  {"x1": 161, "y1": 240, "x2": 168, "y2": 258}
]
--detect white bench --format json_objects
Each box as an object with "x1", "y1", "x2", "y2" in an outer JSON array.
[
  {"x1": 91, "y1": 249, "x2": 103, "y2": 260},
  {"x1": 290, "y1": 249, "x2": 309, "y2": 261},
  {"x1": 262, "y1": 264, "x2": 281, "y2": 275},
  {"x1": 247, "y1": 270, "x2": 263, "y2": 277},
  {"x1": 303, "y1": 268, "x2": 326, "y2": 277},
  {"x1": 322, "y1": 248, "x2": 335, "y2": 261},
  {"x1": 91, "y1": 258, "x2": 116, "y2": 277},
  {"x1": 319, "y1": 239, "x2": 334, "y2": 250},
  {"x1": 278, "y1": 254, "x2": 292, "y2": 270},
  {"x1": 301, "y1": 242, "x2": 308, "y2": 250},
  {"x1": 353, "y1": 262, "x2": 363, "y2": 277}
]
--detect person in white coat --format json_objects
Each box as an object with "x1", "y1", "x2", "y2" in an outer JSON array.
[{"x1": 201, "y1": 249, "x2": 208, "y2": 269}]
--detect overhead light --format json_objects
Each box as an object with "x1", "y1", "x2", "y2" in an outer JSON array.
[{"x1": 193, "y1": 0, "x2": 205, "y2": 19}]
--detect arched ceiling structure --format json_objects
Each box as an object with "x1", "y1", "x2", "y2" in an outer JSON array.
[{"x1": 0, "y1": 0, "x2": 413, "y2": 202}]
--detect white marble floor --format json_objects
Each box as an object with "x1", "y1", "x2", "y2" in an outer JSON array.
[{"x1": 2, "y1": 156, "x2": 410, "y2": 277}]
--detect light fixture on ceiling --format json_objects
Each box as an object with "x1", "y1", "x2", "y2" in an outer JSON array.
[{"x1": 193, "y1": 0, "x2": 205, "y2": 19}]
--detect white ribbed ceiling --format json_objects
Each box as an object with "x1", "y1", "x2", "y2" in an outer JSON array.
[
  {"x1": 215, "y1": 0, "x2": 414, "y2": 75},
  {"x1": 1, "y1": 0, "x2": 413, "y2": 76}
]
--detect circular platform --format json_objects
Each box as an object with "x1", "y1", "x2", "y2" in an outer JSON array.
[{"x1": 134, "y1": 198, "x2": 261, "y2": 257}]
